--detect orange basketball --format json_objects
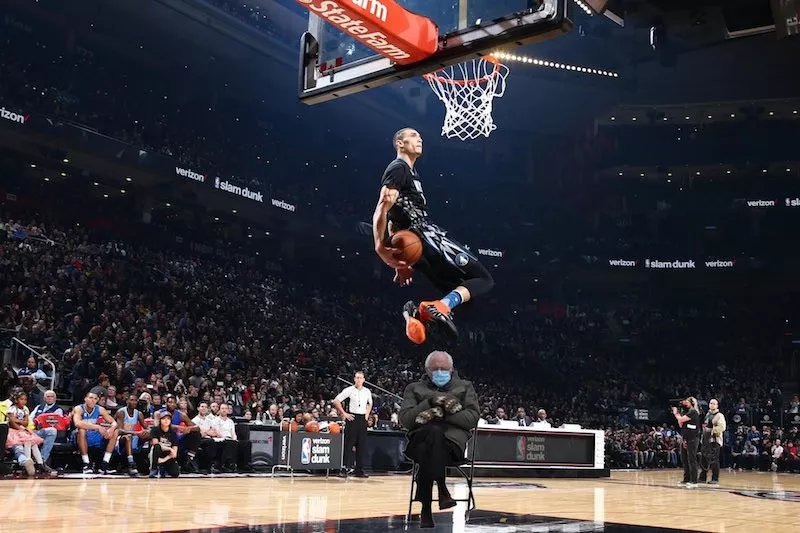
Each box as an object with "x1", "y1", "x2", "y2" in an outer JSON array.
[
  {"x1": 281, "y1": 420, "x2": 290, "y2": 431},
  {"x1": 391, "y1": 230, "x2": 423, "y2": 265},
  {"x1": 305, "y1": 421, "x2": 320, "y2": 433},
  {"x1": 290, "y1": 421, "x2": 299, "y2": 432},
  {"x1": 328, "y1": 422, "x2": 341, "y2": 434}
]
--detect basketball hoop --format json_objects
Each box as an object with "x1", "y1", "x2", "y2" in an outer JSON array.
[{"x1": 423, "y1": 56, "x2": 509, "y2": 141}]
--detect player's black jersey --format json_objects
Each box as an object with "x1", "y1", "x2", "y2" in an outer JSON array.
[{"x1": 380, "y1": 158, "x2": 429, "y2": 230}]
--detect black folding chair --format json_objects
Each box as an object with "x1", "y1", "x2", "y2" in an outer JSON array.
[{"x1": 406, "y1": 429, "x2": 477, "y2": 522}]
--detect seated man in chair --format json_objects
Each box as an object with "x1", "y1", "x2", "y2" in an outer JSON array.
[{"x1": 400, "y1": 350, "x2": 480, "y2": 529}]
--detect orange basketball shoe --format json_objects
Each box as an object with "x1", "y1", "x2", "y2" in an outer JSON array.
[
  {"x1": 403, "y1": 300, "x2": 427, "y2": 344},
  {"x1": 419, "y1": 300, "x2": 458, "y2": 339}
]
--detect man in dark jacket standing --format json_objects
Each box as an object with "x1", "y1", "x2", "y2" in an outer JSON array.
[{"x1": 400, "y1": 350, "x2": 480, "y2": 529}]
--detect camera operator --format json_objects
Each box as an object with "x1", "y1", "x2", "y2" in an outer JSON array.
[
  {"x1": 699, "y1": 398, "x2": 726, "y2": 484},
  {"x1": 672, "y1": 396, "x2": 701, "y2": 488}
]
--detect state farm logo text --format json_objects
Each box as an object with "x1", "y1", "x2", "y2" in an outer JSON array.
[
  {"x1": 175, "y1": 167, "x2": 205, "y2": 183},
  {"x1": 0, "y1": 106, "x2": 29, "y2": 124}
]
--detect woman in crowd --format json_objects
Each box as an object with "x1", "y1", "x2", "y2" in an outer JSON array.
[{"x1": 5, "y1": 390, "x2": 56, "y2": 476}]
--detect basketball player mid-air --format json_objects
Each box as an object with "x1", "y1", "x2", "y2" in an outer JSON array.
[{"x1": 372, "y1": 127, "x2": 495, "y2": 344}]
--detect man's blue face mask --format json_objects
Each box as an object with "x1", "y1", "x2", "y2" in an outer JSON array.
[{"x1": 431, "y1": 370, "x2": 451, "y2": 388}]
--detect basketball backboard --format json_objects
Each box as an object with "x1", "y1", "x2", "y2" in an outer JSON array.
[{"x1": 296, "y1": 0, "x2": 572, "y2": 104}]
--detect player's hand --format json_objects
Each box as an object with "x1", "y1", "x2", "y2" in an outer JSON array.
[
  {"x1": 393, "y1": 267, "x2": 413, "y2": 286},
  {"x1": 375, "y1": 244, "x2": 408, "y2": 269},
  {"x1": 342, "y1": 413, "x2": 355, "y2": 422}
]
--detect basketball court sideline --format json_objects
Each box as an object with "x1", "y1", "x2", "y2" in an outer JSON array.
[{"x1": 2, "y1": 470, "x2": 798, "y2": 532}]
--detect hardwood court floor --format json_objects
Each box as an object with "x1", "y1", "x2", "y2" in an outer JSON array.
[{"x1": 0, "y1": 470, "x2": 798, "y2": 532}]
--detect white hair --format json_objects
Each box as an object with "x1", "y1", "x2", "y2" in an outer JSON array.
[{"x1": 424, "y1": 351, "x2": 453, "y2": 371}]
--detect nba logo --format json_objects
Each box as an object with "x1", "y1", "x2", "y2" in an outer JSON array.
[
  {"x1": 515, "y1": 436, "x2": 527, "y2": 462},
  {"x1": 301, "y1": 438, "x2": 312, "y2": 465},
  {"x1": 214, "y1": 177, "x2": 220, "y2": 188}
]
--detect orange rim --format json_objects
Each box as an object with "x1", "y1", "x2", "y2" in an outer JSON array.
[{"x1": 423, "y1": 55, "x2": 504, "y2": 86}]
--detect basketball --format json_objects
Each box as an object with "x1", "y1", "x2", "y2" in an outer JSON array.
[
  {"x1": 391, "y1": 230, "x2": 423, "y2": 265},
  {"x1": 305, "y1": 421, "x2": 320, "y2": 432},
  {"x1": 328, "y1": 422, "x2": 341, "y2": 434},
  {"x1": 290, "y1": 421, "x2": 299, "y2": 432}
]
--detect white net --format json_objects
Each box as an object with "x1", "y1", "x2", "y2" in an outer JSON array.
[{"x1": 424, "y1": 57, "x2": 509, "y2": 141}]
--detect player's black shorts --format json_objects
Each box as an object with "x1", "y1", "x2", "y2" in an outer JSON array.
[{"x1": 410, "y1": 223, "x2": 492, "y2": 295}]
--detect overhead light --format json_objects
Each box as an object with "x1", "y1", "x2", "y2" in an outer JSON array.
[
  {"x1": 43, "y1": 177, "x2": 50, "y2": 182},
  {"x1": 685, "y1": 116, "x2": 690, "y2": 120},
  {"x1": 610, "y1": 116, "x2": 615, "y2": 121},
  {"x1": 573, "y1": 0, "x2": 593, "y2": 15},
  {"x1": 166, "y1": 203, "x2": 171, "y2": 207},
  {"x1": 63, "y1": 158, "x2": 69, "y2": 163},
  {"x1": 667, "y1": 172, "x2": 672, "y2": 177},
  {"x1": 769, "y1": 111, "x2": 774, "y2": 116},
  {"x1": 214, "y1": 216, "x2": 219, "y2": 221},
  {"x1": 232, "y1": 209, "x2": 237, "y2": 214},
  {"x1": 794, "y1": 110, "x2": 798, "y2": 114},
  {"x1": 730, "y1": 113, "x2": 735, "y2": 118},
  {"x1": 320, "y1": 234, "x2": 325, "y2": 238},
  {"x1": 103, "y1": 194, "x2": 109, "y2": 198},
  {"x1": 265, "y1": 231, "x2": 270, "y2": 236},
  {"x1": 726, "y1": 170, "x2": 731, "y2": 174},
  {"x1": 640, "y1": 173, "x2": 645, "y2": 177},
  {"x1": 248, "y1": 234, "x2": 252, "y2": 238},
  {"x1": 618, "y1": 172, "x2": 623, "y2": 176},
  {"x1": 762, "y1": 169, "x2": 767, "y2": 173},
  {"x1": 667, "y1": 179, "x2": 671, "y2": 183},
  {"x1": 126, "y1": 177, "x2": 132, "y2": 182},
  {"x1": 93, "y1": 181, "x2": 99, "y2": 186},
  {"x1": 787, "y1": 168, "x2": 792, "y2": 172},
  {"x1": 491, "y1": 51, "x2": 619, "y2": 78},
  {"x1": 662, "y1": 117, "x2": 668, "y2": 121},
  {"x1": 30, "y1": 164, "x2": 37, "y2": 168},
  {"x1": 632, "y1": 117, "x2": 637, "y2": 121},
  {"x1": 696, "y1": 171, "x2": 700, "y2": 175}
]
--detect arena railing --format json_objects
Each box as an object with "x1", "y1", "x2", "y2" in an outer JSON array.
[{"x1": 9, "y1": 337, "x2": 57, "y2": 391}]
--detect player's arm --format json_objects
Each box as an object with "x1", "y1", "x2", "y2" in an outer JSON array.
[
  {"x1": 72, "y1": 405, "x2": 101, "y2": 431},
  {"x1": 373, "y1": 186, "x2": 409, "y2": 269},
  {"x1": 180, "y1": 412, "x2": 200, "y2": 432},
  {"x1": 115, "y1": 409, "x2": 132, "y2": 435},
  {"x1": 99, "y1": 407, "x2": 119, "y2": 435}
]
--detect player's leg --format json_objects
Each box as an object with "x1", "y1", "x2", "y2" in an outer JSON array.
[{"x1": 414, "y1": 231, "x2": 494, "y2": 336}]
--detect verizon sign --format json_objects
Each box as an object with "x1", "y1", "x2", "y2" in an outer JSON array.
[
  {"x1": 271, "y1": 199, "x2": 296, "y2": 212},
  {"x1": 477, "y1": 248, "x2": 503, "y2": 258},
  {"x1": 175, "y1": 167, "x2": 206, "y2": 183},
  {"x1": 608, "y1": 259, "x2": 637, "y2": 267},
  {"x1": 214, "y1": 178, "x2": 264, "y2": 203},
  {"x1": 0, "y1": 106, "x2": 29, "y2": 125}
]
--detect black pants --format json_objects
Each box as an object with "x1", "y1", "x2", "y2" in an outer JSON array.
[
  {"x1": 413, "y1": 226, "x2": 494, "y2": 298},
  {"x1": 179, "y1": 431, "x2": 201, "y2": 455},
  {"x1": 680, "y1": 438, "x2": 699, "y2": 483},
  {"x1": 150, "y1": 445, "x2": 180, "y2": 477},
  {"x1": 198, "y1": 438, "x2": 218, "y2": 468},
  {"x1": 344, "y1": 415, "x2": 368, "y2": 473},
  {"x1": 405, "y1": 423, "x2": 463, "y2": 505},
  {"x1": 699, "y1": 442, "x2": 721, "y2": 481},
  {"x1": 217, "y1": 440, "x2": 239, "y2": 468}
]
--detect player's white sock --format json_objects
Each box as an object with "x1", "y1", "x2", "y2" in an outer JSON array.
[
  {"x1": 81, "y1": 454, "x2": 90, "y2": 464},
  {"x1": 103, "y1": 452, "x2": 112, "y2": 462}
]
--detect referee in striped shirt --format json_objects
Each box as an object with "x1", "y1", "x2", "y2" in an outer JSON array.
[{"x1": 333, "y1": 371, "x2": 372, "y2": 478}]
